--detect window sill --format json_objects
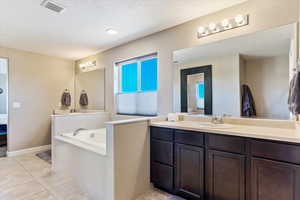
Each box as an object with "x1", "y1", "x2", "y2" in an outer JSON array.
[{"x1": 116, "y1": 113, "x2": 157, "y2": 117}]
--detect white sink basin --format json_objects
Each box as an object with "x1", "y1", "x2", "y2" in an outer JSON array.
[{"x1": 197, "y1": 123, "x2": 234, "y2": 129}]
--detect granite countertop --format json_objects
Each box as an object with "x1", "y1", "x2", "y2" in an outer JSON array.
[{"x1": 150, "y1": 120, "x2": 300, "y2": 144}]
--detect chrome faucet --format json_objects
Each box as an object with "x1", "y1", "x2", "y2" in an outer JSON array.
[
  {"x1": 211, "y1": 114, "x2": 231, "y2": 124},
  {"x1": 211, "y1": 115, "x2": 224, "y2": 124},
  {"x1": 73, "y1": 128, "x2": 87, "y2": 136}
]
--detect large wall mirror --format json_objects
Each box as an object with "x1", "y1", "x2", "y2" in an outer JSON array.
[
  {"x1": 75, "y1": 63, "x2": 105, "y2": 111},
  {"x1": 173, "y1": 23, "x2": 296, "y2": 120}
]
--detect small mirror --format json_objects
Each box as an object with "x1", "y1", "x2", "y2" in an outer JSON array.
[
  {"x1": 75, "y1": 62, "x2": 105, "y2": 111},
  {"x1": 173, "y1": 24, "x2": 295, "y2": 120}
]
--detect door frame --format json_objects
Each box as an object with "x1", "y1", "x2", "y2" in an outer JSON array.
[
  {"x1": 0, "y1": 57, "x2": 9, "y2": 155},
  {"x1": 180, "y1": 65, "x2": 212, "y2": 114}
]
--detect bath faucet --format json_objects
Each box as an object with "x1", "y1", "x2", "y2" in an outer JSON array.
[
  {"x1": 211, "y1": 115, "x2": 224, "y2": 124},
  {"x1": 73, "y1": 128, "x2": 87, "y2": 136}
]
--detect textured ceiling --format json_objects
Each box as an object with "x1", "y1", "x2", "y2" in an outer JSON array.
[{"x1": 0, "y1": 0, "x2": 246, "y2": 60}]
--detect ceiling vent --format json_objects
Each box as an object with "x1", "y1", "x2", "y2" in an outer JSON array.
[{"x1": 41, "y1": 0, "x2": 65, "y2": 14}]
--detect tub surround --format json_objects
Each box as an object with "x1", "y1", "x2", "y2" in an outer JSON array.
[{"x1": 52, "y1": 113, "x2": 152, "y2": 200}]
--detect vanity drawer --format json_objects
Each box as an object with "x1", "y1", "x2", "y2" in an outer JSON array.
[
  {"x1": 151, "y1": 139, "x2": 173, "y2": 165},
  {"x1": 251, "y1": 140, "x2": 300, "y2": 164},
  {"x1": 207, "y1": 134, "x2": 246, "y2": 154},
  {"x1": 175, "y1": 130, "x2": 204, "y2": 147},
  {"x1": 151, "y1": 127, "x2": 174, "y2": 141}
]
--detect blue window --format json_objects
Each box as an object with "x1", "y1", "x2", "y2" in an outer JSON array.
[
  {"x1": 196, "y1": 82, "x2": 205, "y2": 109},
  {"x1": 197, "y1": 82, "x2": 205, "y2": 98},
  {"x1": 116, "y1": 54, "x2": 158, "y2": 116},
  {"x1": 121, "y1": 62, "x2": 138, "y2": 92},
  {"x1": 141, "y1": 58, "x2": 157, "y2": 91}
]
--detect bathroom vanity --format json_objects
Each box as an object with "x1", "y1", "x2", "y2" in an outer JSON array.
[{"x1": 150, "y1": 121, "x2": 300, "y2": 200}]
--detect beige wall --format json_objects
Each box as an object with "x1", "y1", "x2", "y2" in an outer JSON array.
[
  {"x1": 0, "y1": 46, "x2": 74, "y2": 151},
  {"x1": 113, "y1": 121, "x2": 151, "y2": 200},
  {"x1": 76, "y1": 0, "x2": 298, "y2": 116},
  {"x1": 242, "y1": 56, "x2": 290, "y2": 119}
]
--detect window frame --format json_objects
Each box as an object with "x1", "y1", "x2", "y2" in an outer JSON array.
[
  {"x1": 115, "y1": 53, "x2": 158, "y2": 116},
  {"x1": 117, "y1": 54, "x2": 157, "y2": 94}
]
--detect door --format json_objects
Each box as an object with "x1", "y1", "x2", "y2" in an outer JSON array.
[
  {"x1": 251, "y1": 158, "x2": 300, "y2": 200},
  {"x1": 175, "y1": 144, "x2": 204, "y2": 200},
  {"x1": 207, "y1": 150, "x2": 246, "y2": 200}
]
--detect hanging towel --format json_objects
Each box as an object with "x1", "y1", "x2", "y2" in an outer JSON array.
[
  {"x1": 241, "y1": 84, "x2": 256, "y2": 117},
  {"x1": 288, "y1": 71, "x2": 300, "y2": 115},
  {"x1": 61, "y1": 89, "x2": 71, "y2": 107},
  {"x1": 79, "y1": 90, "x2": 89, "y2": 107}
]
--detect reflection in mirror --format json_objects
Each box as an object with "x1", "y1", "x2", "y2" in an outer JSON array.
[
  {"x1": 188, "y1": 73, "x2": 204, "y2": 113},
  {"x1": 181, "y1": 66, "x2": 212, "y2": 115},
  {"x1": 75, "y1": 67, "x2": 105, "y2": 111},
  {"x1": 173, "y1": 23, "x2": 295, "y2": 120}
]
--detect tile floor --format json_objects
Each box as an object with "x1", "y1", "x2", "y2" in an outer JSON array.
[
  {"x1": 0, "y1": 146, "x2": 7, "y2": 157},
  {"x1": 0, "y1": 152, "x2": 87, "y2": 200},
  {"x1": 0, "y1": 152, "x2": 183, "y2": 200}
]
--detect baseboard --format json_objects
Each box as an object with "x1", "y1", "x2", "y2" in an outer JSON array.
[{"x1": 7, "y1": 145, "x2": 51, "y2": 157}]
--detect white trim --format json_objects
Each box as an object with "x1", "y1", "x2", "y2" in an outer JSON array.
[{"x1": 6, "y1": 145, "x2": 51, "y2": 157}]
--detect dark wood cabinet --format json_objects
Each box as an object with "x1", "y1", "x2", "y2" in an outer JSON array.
[
  {"x1": 150, "y1": 127, "x2": 175, "y2": 192},
  {"x1": 206, "y1": 134, "x2": 246, "y2": 154},
  {"x1": 175, "y1": 144, "x2": 204, "y2": 200},
  {"x1": 207, "y1": 150, "x2": 246, "y2": 200},
  {"x1": 251, "y1": 158, "x2": 300, "y2": 200},
  {"x1": 151, "y1": 139, "x2": 173, "y2": 165},
  {"x1": 151, "y1": 162, "x2": 174, "y2": 191},
  {"x1": 150, "y1": 127, "x2": 300, "y2": 200}
]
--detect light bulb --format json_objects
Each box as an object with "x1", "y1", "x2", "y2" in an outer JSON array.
[
  {"x1": 235, "y1": 15, "x2": 245, "y2": 25},
  {"x1": 209, "y1": 23, "x2": 217, "y2": 31},
  {"x1": 198, "y1": 26, "x2": 206, "y2": 34},
  {"x1": 222, "y1": 19, "x2": 231, "y2": 29}
]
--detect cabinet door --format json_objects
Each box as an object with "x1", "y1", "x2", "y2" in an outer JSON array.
[
  {"x1": 251, "y1": 158, "x2": 300, "y2": 200},
  {"x1": 151, "y1": 162, "x2": 174, "y2": 192},
  {"x1": 175, "y1": 144, "x2": 204, "y2": 200},
  {"x1": 151, "y1": 139, "x2": 173, "y2": 165},
  {"x1": 207, "y1": 150, "x2": 246, "y2": 200}
]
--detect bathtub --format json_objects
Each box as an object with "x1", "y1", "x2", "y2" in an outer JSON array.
[
  {"x1": 52, "y1": 116, "x2": 152, "y2": 200},
  {"x1": 55, "y1": 128, "x2": 106, "y2": 155}
]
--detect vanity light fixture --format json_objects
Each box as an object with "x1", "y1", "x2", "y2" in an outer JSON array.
[
  {"x1": 197, "y1": 14, "x2": 249, "y2": 38},
  {"x1": 79, "y1": 60, "x2": 97, "y2": 72}
]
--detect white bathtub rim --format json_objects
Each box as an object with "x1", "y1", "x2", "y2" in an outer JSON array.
[{"x1": 55, "y1": 135, "x2": 106, "y2": 156}]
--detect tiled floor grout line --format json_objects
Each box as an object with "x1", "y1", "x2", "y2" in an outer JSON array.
[
  {"x1": 0, "y1": 157, "x2": 40, "y2": 199},
  {"x1": 13, "y1": 155, "x2": 61, "y2": 200}
]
